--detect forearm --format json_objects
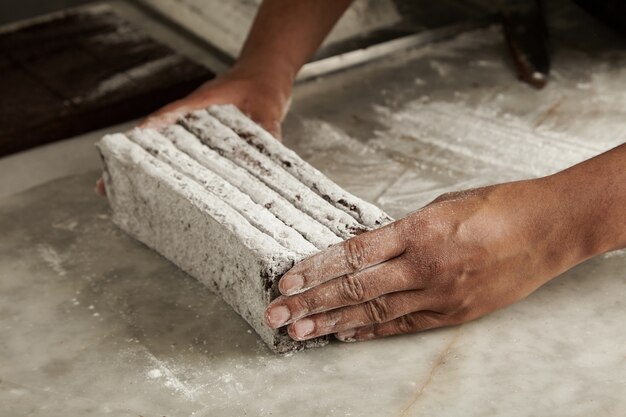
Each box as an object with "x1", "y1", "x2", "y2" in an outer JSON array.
[
  {"x1": 234, "y1": 0, "x2": 353, "y2": 83},
  {"x1": 545, "y1": 143, "x2": 626, "y2": 261},
  {"x1": 264, "y1": 143, "x2": 625, "y2": 342}
]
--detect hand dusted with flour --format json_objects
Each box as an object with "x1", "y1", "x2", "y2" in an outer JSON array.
[{"x1": 267, "y1": 144, "x2": 626, "y2": 342}]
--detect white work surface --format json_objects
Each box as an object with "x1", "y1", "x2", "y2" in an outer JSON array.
[{"x1": 1, "y1": 3, "x2": 625, "y2": 416}]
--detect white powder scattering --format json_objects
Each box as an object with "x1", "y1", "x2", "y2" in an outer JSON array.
[
  {"x1": 219, "y1": 373, "x2": 234, "y2": 384},
  {"x1": 472, "y1": 59, "x2": 499, "y2": 68},
  {"x1": 52, "y1": 219, "x2": 79, "y2": 231},
  {"x1": 370, "y1": 101, "x2": 607, "y2": 178},
  {"x1": 84, "y1": 55, "x2": 185, "y2": 102},
  {"x1": 144, "y1": 352, "x2": 201, "y2": 402},
  {"x1": 603, "y1": 249, "x2": 626, "y2": 259},
  {"x1": 37, "y1": 244, "x2": 67, "y2": 276},
  {"x1": 429, "y1": 60, "x2": 452, "y2": 78},
  {"x1": 147, "y1": 369, "x2": 163, "y2": 379}
]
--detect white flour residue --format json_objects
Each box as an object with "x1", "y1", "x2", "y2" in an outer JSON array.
[
  {"x1": 147, "y1": 368, "x2": 163, "y2": 379},
  {"x1": 586, "y1": 63, "x2": 626, "y2": 105},
  {"x1": 52, "y1": 219, "x2": 79, "y2": 232},
  {"x1": 139, "y1": 350, "x2": 260, "y2": 407},
  {"x1": 471, "y1": 59, "x2": 500, "y2": 68},
  {"x1": 296, "y1": 118, "x2": 379, "y2": 157},
  {"x1": 288, "y1": 117, "x2": 407, "y2": 203},
  {"x1": 429, "y1": 60, "x2": 452, "y2": 78},
  {"x1": 37, "y1": 244, "x2": 67, "y2": 277},
  {"x1": 369, "y1": 101, "x2": 610, "y2": 179},
  {"x1": 602, "y1": 249, "x2": 626, "y2": 259},
  {"x1": 145, "y1": 352, "x2": 200, "y2": 402},
  {"x1": 84, "y1": 55, "x2": 185, "y2": 102}
]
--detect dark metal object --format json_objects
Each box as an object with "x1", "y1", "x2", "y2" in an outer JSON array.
[{"x1": 501, "y1": 0, "x2": 551, "y2": 89}]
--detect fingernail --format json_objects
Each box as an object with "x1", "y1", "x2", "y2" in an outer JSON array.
[
  {"x1": 335, "y1": 329, "x2": 356, "y2": 342},
  {"x1": 266, "y1": 305, "x2": 290, "y2": 328},
  {"x1": 293, "y1": 319, "x2": 315, "y2": 339},
  {"x1": 280, "y1": 274, "x2": 304, "y2": 295}
]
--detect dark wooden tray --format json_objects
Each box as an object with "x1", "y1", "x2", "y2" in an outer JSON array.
[{"x1": 0, "y1": 4, "x2": 213, "y2": 156}]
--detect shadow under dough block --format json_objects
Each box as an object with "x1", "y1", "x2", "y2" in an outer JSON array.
[{"x1": 96, "y1": 105, "x2": 393, "y2": 353}]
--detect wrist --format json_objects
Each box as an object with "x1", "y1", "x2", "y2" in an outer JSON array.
[
  {"x1": 231, "y1": 55, "x2": 296, "y2": 96},
  {"x1": 489, "y1": 178, "x2": 593, "y2": 279},
  {"x1": 540, "y1": 169, "x2": 617, "y2": 262}
]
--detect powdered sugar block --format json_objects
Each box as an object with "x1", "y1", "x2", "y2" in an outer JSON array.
[
  {"x1": 96, "y1": 106, "x2": 393, "y2": 353},
  {"x1": 207, "y1": 104, "x2": 394, "y2": 228}
]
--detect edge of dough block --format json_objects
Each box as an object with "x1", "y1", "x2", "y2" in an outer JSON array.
[{"x1": 96, "y1": 133, "x2": 328, "y2": 353}]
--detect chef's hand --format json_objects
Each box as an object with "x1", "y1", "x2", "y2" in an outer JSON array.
[
  {"x1": 264, "y1": 175, "x2": 607, "y2": 342},
  {"x1": 141, "y1": 66, "x2": 291, "y2": 137},
  {"x1": 95, "y1": 0, "x2": 357, "y2": 196},
  {"x1": 95, "y1": 66, "x2": 291, "y2": 196}
]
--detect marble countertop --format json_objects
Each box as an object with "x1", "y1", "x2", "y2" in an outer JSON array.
[{"x1": 1, "y1": 2, "x2": 625, "y2": 416}]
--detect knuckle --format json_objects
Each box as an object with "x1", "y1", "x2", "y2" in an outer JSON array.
[
  {"x1": 364, "y1": 298, "x2": 391, "y2": 324},
  {"x1": 336, "y1": 273, "x2": 366, "y2": 303},
  {"x1": 427, "y1": 256, "x2": 446, "y2": 277},
  {"x1": 416, "y1": 255, "x2": 445, "y2": 281},
  {"x1": 325, "y1": 308, "x2": 344, "y2": 327},
  {"x1": 343, "y1": 238, "x2": 369, "y2": 271},
  {"x1": 413, "y1": 210, "x2": 436, "y2": 232},
  {"x1": 290, "y1": 294, "x2": 313, "y2": 315}
]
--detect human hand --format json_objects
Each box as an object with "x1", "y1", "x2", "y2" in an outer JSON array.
[
  {"x1": 265, "y1": 178, "x2": 595, "y2": 342},
  {"x1": 141, "y1": 66, "x2": 292, "y2": 137},
  {"x1": 95, "y1": 66, "x2": 293, "y2": 196}
]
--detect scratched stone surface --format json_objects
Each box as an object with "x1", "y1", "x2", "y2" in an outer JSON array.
[{"x1": 2, "y1": 0, "x2": 626, "y2": 415}]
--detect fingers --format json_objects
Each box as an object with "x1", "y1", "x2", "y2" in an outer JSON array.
[
  {"x1": 266, "y1": 257, "x2": 419, "y2": 328},
  {"x1": 279, "y1": 222, "x2": 406, "y2": 295},
  {"x1": 285, "y1": 290, "x2": 437, "y2": 341},
  {"x1": 335, "y1": 310, "x2": 451, "y2": 342}
]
